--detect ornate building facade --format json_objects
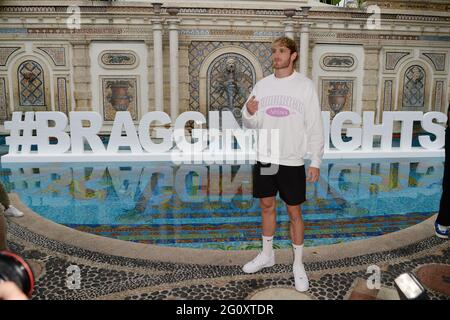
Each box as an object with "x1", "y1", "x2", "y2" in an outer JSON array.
[{"x1": 0, "y1": 0, "x2": 449, "y2": 132}]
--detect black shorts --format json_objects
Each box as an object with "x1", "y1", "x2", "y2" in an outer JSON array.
[{"x1": 252, "y1": 161, "x2": 306, "y2": 206}]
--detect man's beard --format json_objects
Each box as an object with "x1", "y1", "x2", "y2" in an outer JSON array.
[{"x1": 273, "y1": 60, "x2": 291, "y2": 69}]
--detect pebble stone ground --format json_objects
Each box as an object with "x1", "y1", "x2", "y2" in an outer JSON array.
[{"x1": 5, "y1": 219, "x2": 449, "y2": 300}]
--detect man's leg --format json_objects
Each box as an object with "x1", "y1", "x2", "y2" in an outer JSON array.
[
  {"x1": 286, "y1": 204, "x2": 304, "y2": 245},
  {"x1": 261, "y1": 196, "x2": 277, "y2": 237},
  {"x1": 242, "y1": 196, "x2": 277, "y2": 273},
  {"x1": 261, "y1": 196, "x2": 277, "y2": 257},
  {"x1": 286, "y1": 203, "x2": 308, "y2": 292},
  {"x1": 0, "y1": 182, "x2": 10, "y2": 209}
]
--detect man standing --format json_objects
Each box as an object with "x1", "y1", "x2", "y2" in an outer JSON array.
[
  {"x1": 241, "y1": 36, "x2": 324, "y2": 292},
  {"x1": 435, "y1": 103, "x2": 450, "y2": 239}
]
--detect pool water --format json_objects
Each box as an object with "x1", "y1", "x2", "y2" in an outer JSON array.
[{"x1": 0, "y1": 157, "x2": 444, "y2": 250}]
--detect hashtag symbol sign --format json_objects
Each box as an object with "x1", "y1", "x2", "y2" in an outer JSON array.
[{"x1": 4, "y1": 112, "x2": 39, "y2": 154}]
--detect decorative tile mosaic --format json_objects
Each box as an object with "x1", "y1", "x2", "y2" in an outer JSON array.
[
  {"x1": 99, "y1": 50, "x2": 138, "y2": 69},
  {"x1": 434, "y1": 80, "x2": 444, "y2": 112},
  {"x1": 189, "y1": 41, "x2": 273, "y2": 112},
  {"x1": 320, "y1": 54, "x2": 356, "y2": 72},
  {"x1": 422, "y1": 53, "x2": 446, "y2": 72},
  {"x1": 0, "y1": 77, "x2": 8, "y2": 119},
  {"x1": 0, "y1": 47, "x2": 20, "y2": 66},
  {"x1": 101, "y1": 77, "x2": 138, "y2": 121},
  {"x1": 56, "y1": 77, "x2": 68, "y2": 115},
  {"x1": 320, "y1": 79, "x2": 353, "y2": 116},
  {"x1": 383, "y1": 80, "x2": 393, "y2": 111},
  {"x1": 402, "y1": 65, "x2": 425, "y2": 110},
  {"x1": 37, "y1": 47, "x2": 66, "y2": 66},
  {"x1": 385, "y1": 52, "x2": 409, "y2": 71},
  {"x1": 18, "y1": 60, "x2": 45, "y2": 107}
]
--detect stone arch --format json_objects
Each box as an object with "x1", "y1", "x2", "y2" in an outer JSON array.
[
  {"x1": 199, "y1": 46, "x2": 264, "y2": 117},
  {"x1": 396, "y1": 60, "x2": 432, "y2": 111}
]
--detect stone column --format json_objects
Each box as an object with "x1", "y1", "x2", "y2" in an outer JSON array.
[
  {"x1": 283, "y1": 9, "x2": 296, "y2": 40},
  {"x1": 283, "y1": 20, "x2": 296, "y2": 40},
  {"x1": 71, "y1": 40, "x2": 91, "y2": 111},
  {"x1": 167, "y1": 8, "x2": 180, "y2": 121},
  {"x1": 152, "y1": 18, "x2": 164, "y2": 112},
  {"x1": 299, "y1": 23, "x2": 311, "y2": 76},
  {"x1": 363, "y1": 45, "x2": 381, "y2": 117}
]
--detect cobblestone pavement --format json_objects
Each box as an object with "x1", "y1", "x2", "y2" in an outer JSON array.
[{"x1": 5, "y1": 221, "x2": 449, "y2": 300}]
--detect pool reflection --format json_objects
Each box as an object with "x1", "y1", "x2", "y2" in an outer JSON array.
[{"x1": 0, "y1": 157, "x2": 443, "y2": 249}]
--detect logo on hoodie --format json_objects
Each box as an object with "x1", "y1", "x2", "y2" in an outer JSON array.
[{"x1": 265, "y1": 106, "x2": 290, "y2": 117}]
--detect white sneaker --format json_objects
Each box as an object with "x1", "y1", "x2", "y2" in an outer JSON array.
[
  {"x1": 4, "y1": 205, "x2": 24, "y2": 217},
  {"x1": 293, "y1": 263, "x2": 309, "y2": 292},
  {"x1": 242, "y1": 251, "x2": 275, "y2": 274}
]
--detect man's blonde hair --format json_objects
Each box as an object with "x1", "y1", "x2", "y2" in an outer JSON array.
[{"x1": 272, "y1": 36, "x2": 299, "y2": 64}]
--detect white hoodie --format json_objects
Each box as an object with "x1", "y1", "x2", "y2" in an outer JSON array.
[{"x1": 242, "y1": 71, "x2": 324, "y2": 168}]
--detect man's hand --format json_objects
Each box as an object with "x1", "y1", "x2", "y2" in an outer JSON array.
[
  {"x1": 306, "y1": 167, "x2": 320, "y2": 183},
  {"x1": 246, "y1": 95, "x2": 259, "y2": 115},
  {"x1": 0, "y1": 281, "x2": 28, "y2": 300}
]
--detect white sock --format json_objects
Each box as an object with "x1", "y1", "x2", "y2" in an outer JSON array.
[
  {"x1": 292, "y1": 243, "x2": 304, "y2": 267},
  {"x1": 262, "y1": 235, "x2": 274, "y2": 256}
]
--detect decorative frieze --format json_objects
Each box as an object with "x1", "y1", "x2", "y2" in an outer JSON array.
[
  {"x1": 27, "y1": 27, "x2": 151, "y2": 35},
  {"x1": 180, "y1": 29, "x2": 284, "y2": 37},
  {"x1": 0, "y1": 28, "x2": 27, "y2": 34},
  {"x1": 396, "y1": 15, "x2": 441, "y2": 22},
  {"x1": 210, "y1": 30, "x2": 254, "y2": 36},
  {"x1": 180, "y1": 29, "x2": 210, "y2": 36},
  {"x1": 255, "y1": 10, "x2": 283, "y2": 15},
  {"x1": 179, "y1": 8, "x2": 209, "y2": 14},
  {"x1": 0, "y1": 6, "x2": 55, "y2": 13},
  {"x1": 209, "y1": 9, "x2": 256, "y2": 15},
  {"x1": 311, "y1": 32, "x2": 337, "y2": 39},
  {"x1": 340, "y1": 34, "x2": 420, "y2": 41},
  {"x1": 253, "y1": 31, "x2": 284, "y2": 37}
]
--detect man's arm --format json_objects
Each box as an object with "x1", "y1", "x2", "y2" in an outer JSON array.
[{"x1": 242, "y1": 86, "x2": 259, "y2": 129}]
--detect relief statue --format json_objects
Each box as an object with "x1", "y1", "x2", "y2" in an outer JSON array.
[{"x1": 213, "y1": 57, "x2": 251, "y2": 113}]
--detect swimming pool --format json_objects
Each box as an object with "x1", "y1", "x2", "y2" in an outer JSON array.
[{"x1": 0, "y1": 157, "x2": 444, "y2": 250}]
